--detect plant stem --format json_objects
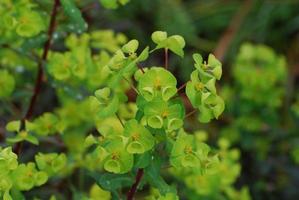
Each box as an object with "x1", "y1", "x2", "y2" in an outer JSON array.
[
  {"x1": 115, "y1": 113, "x2": 125, "y2": 128},
  {"x1": 164, "y1": 48, "x2": 168, "y2": 69},
  {"x1": 122, "y1": 76, "x2": 139, "y2": 94},
  {"x1": 14, "y1": 0, "x2": 60, "y2": 154},
  {"x1": 127, "y1": 168, "x2": 144, "y2": 200},
  {"x1": 137, "y1": 64, "x2": 145, "y2": 74},
  {"x1": 177, "y1": 82, "x2": 187, "y2": 93},
  {"x1": 185, "y1": 109, "x2": 197, "y2": 118}
]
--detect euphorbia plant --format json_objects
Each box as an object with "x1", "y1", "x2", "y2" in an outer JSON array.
[{"x1": 0, "y1": 1, "x2": 244, "y2": 200}]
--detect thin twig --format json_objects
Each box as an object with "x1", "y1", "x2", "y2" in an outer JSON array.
[
  {"x1": 14, "y1": 0, "x2": 60, "y2": 154},
  {"x1": 177, "y1": 82, "x2": 187, "y2": 93},
  {"x1": 185, "y1": 109, "x2": 197, "y2": 118},
  {"x1": 122, "y1": 76, "x2": 139, "y2": 94},
  {"x1": 137, "y1": 64, "x2": 145, "y2": 74},
  {"x1": 127, "y1": 168, "x2": 144, "y2": 200},
  {"x1": 115, "y1": 113, "x2": 125, "y2": 128},
  {"x1": 164, "y1": 48, "x2": 168, "y2": 69}
]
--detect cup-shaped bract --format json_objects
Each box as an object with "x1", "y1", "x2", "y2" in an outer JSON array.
[
  {"x1": 123, "y1": 119, "x2": 155, "y2": 154},
  {"x1": 138, "y1": 67, "x2": 177, "y2": 102},
  {"x1": 101, "y1": 138, "x2": 133, "y2": 174}
]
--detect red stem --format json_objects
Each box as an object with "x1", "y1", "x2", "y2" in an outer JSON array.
[
  {"x1": 137, "y1": 64, "x2": 145, "y2": 73},
  {"x1": 177, "y1": 82, "x2": 187, "y2": 93},
  {"x1": 164, "y1": 48, "x2": 168, "y2": 69},
  {"x1": 127, "y1": 168, "x2": 144, "y2": 200},
  {"x1": 185, "y1": 109, "x2": 197, "y2": 118},
  {"x1": 14, "y1": 0, "x2": 60, "y2": 154}
]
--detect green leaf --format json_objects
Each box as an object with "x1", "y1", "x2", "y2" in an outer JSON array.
[
  {"x1": 122, "y1": 39, "x2": 139, "y2": 53},
  {"x1": 0, "y1": 70, "x2": 15, "y2": 98},
  {"x1": 6, "y1": 121, "x2": 20, "y2": 132},
  {"x1": 151, "y1": 31, "x2": 167, "y2": 44},
  {"x1": 91, "y1": 172, "x2": 134, "y2": 191},
  {"x1": 167, "y1": 35, "x2": 185, "y2": 57},
  {"x1": 208, "y1": 54, "x2": 222, "y2": 80},
  {"x1": 100, "y1": 0, "x2": 118, "y2": 9},
  {"x1": 25, "y1": 134, "x2": 39, "y2": 145},
  {"x1": 144, "y1": 155, "x2": 174, "y2": 195},
  {"x1": 134, "y1": 151, "x2": 152, "y2": 168},
  {"x1": 60, "y1": 0, "x2": 87, "y2": 33},
  {"x1": 137, "y1": 46, "x2": 149, "y2": 62},
  {"x1": 193, "y1": 53, "x2": 203, "y2": 69}
]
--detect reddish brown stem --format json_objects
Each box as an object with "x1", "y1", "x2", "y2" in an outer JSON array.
[
  {"x1": 185, "y1": 109, "x2": 197, "y2": 118},
  {"x1": 164, "y1": 48, "x2": 168, "y2": 69},
  {"x1": 14, "y1": 0, "x2": 60, "y2": 154},
  {"x1": 127, "y1": 168, "x2": 144, "y2": 200},
  {"x1": 137, "y1": 64, "x2": 145, "y2": 74},
  {"x1": 177, "y1": 82, "x2": 187, "y2": 93},
  {"x1": 81, "y1": 2, "x2": 97, "y2": 12}
]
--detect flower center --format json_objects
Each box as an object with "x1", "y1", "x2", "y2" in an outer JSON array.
[
  {"x1": 154, "y1": 78, "x2": 162, "y2": 90},
  {"x1": 162, "y1": 111, "x2": 169, "y2": 118},
  {"x1": 184, "y1": 145, "x2": 193, "y2": 154},
  {"x1": 111, "y1": 152, "x2": 120, "y2": 160},
  {"x1": 195, "y1": 82, "x2": 204, "y2": 91},
  {"x1": 132, "y1": 133, "x2": 140, "y2": 141}
]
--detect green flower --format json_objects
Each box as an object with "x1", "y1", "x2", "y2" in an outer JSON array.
[
  {"x1": 89, "y1": 87, "x2": 120, "y2": 117},
  {"x1": 11, "y1": 163, "x2": 48, "y2": 191},
  {"x1": 32, "y1": 113, "x2": 59, "y2": 136},
  {"x1": 107, "y1": 40, "x2": 148, "y2": 74},
  {"x1": 138, "y1": 67, "x2": 177, "y2": 101},
  {"x1": 0, "y1": 147, "x2": 18, "y2": 174},
  {"x1": 143, "y1": 100, "x2": 184, "y2": 131},
  {"x1": 48, "y1": 52, "x2": 74, "y2": 80},
  {"x1": 6, "y1": 120, "x2": 39, "y2": 145},
  {"x1": 186, "y1": 70, "x2": 216, "y2": 107},
  {"x1": 35, "y1": 153, "x2": 67, "y2": 176},
  {"x1": 170, "y1": 130, "x2": 200, "y2": 169},
  {"x1": 186, "y1": 53, "x2": 225, "y2": 123},
  {"x1": 124, "y1": 119, "x2": 155, "y2": 154},
  {"x1": 101, "y1": 138, "x2": 133, "y2": 174},
  {"x1": 16, "y1": 10, "x2": 45, "y2": 37},
  {"x1": 193, "y1": 53, "x2": 222, "y2": 80}
]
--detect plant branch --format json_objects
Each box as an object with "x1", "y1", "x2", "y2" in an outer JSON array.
[
  {"x1": 177, "y1": 82, "x2": 187, "y2": 93},
  {"x1": 137, "y1": 64, "x2": 145, "y2": 74},
  {"x1": 164, "y1": 48, "x2": 168, "y2": 69},
  {"x1": 115, "y1": 113, "x2": 125, "y2": 128},
  {"x1": 127, "y1": 168, "x2": 144, "y2": 200},
  {"x1": 122, "y1": 76, "x2": 139, "y2": 94},
  {"x1": 14, "y1": 0, "x2": 60, "y2": 154},
  {"x1": 185, "y1": 109, "x2": 197, "y2": 118}
]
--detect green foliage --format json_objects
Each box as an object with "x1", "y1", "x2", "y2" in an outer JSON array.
[
  {"x1": 151, "y1": 31, "x2": 185, "y2": 57},
  {"x1": 1, "y1": 0, "x2": 274, "y2": 199},
  {"x1": 0, "y1": 70, "x2": 15, "y2": 98},
  {"x1": 100, "y1": 0, "x2": 131, "y2": 9},
  {"x1": 186, "y1": 54, "x2": 224, "y2": 122},
  {"x1": 0, "y1": 147, "x2": 48, "y2": 199},
  {"x1": 233, "y1": 43, "x2": 286, "y2": 108}
]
